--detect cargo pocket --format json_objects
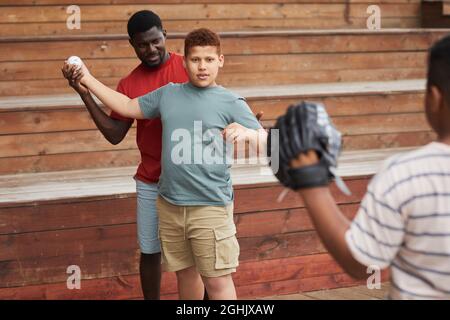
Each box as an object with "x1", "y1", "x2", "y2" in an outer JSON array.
[
  {"x1": 213, "y1": 225, "x2": 240, "y2": 270},
  {"x1": 158, "y1": 228, "x2": 167, "y2": 267}
]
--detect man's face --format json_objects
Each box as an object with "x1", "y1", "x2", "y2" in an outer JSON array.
[
  {"x1": 130, "y1": 26, "x2": 167, "y2": 68},
  {"x1": 184, "y1": 46, "x2": 224, "y2": 88}
]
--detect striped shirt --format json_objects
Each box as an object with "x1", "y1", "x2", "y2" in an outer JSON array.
[{"x1": 345, "y1": 142, "x2": 450, "y2": 299}]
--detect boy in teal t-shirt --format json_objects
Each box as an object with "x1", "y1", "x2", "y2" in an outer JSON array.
[{"x1": 64, "y1": 28, "x2": 267, "y2": 300}]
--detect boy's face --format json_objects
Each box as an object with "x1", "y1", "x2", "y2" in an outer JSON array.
[
  {"x1": 184, "y1": 46, "x2": 224, "y2": 88},
  {"x1": 130, "y1": 26, "x2": 167, "y2": 68}
]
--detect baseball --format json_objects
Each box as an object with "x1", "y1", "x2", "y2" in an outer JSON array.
[{"x1": 67, "y1": 56, "x2": 83, "y2": 68}]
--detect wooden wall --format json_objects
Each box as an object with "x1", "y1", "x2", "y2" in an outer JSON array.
[
  {"x1": 0, "y1": 177, "x2": 389, "y2": 299},
  {"x1": 1, "y1": 30, "x2": 441, "y2": 97},
  {"x1": 1, "y1": 1, "x2": 421, "y2": 37}
]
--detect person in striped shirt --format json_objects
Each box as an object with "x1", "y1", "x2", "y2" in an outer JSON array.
[{"x1": 286, "y1": 35, "x2": 450, "y2": 299}]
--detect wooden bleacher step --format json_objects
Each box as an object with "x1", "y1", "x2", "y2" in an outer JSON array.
[
  {"x1": 0, "y1": 79, "x2": 434, "y2": 176},
  {"x1": 0, "y1": 1, "x2": 422, "y2": 37},
  {"x1": 0, "y1": 147, "x2": 414, "y2": 205},
  {"x1": 2, "y1": 29, "x2": 449, "y2": 96}
]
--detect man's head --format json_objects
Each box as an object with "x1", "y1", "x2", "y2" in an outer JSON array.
[
  {"x1": 127, "y1": 10, "x2": 168, "y2": 68},
  {"x1": 426, "y1": 35, "x2": 450, "y2": 137},
  {"x1": 183, "y1": 28, "x2": 224, "y2": 88}
]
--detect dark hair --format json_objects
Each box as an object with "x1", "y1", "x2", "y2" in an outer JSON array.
[
  {"x1": 127, "y1": 10, "x2": 163, "y2": 38},
  {"x1": 428, "y1": 35, "x2": 450, "y2": 104},
  {"x1": 184, "y1": 28, "x2": 221, "y2": 56}
]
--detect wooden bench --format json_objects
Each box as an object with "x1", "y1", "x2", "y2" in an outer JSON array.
[
  {"x1": 0, "y1": 147, "x2": 399, "y2": 299},
  {"x1": 0, "y1": 79, "x2": 434, "y2": 175},
  {"x1": 0, "y1": 1, "x2": 421, "y2": 37},
  {"x1": 2, "y1": 29, "x2": 448, "y2": 96}
]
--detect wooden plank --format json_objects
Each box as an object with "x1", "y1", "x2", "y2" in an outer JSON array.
[
  {"x1": 1, "y1": 4, "x2": 420, "y2": 24},
  {"x1": 216, "y1": 68, "x2": 426, "y2": 87},
  {"x1": 0, "y1": 129, "x2": 136, "y2": 158},
  {"x1": 265, "y1": 281, "x2": 390, "y2": 300},
  {"x1": 342, "y1": 130, "x2": 435, "y2": 150},
  {"x1": 0, "y1": 18, "x2": 421, "y2": 37},
  {"x1": 0, "y1": 253, "x2": 368, "y2": 299},
  {"x1": 0, "y1": 249, "x2": 140, "y2": 288},
  {"x1": 0, "y1": 130, "x2": 432, "y2": 175},
  {"x1": 333, "y1": 113, "x2": 429, "y2": 135},
  {"x1": 0, "y1": 173, "x2": 369, "y2": 210},
  {"x1": 237, "y1": 272, "x2": 366, "y2": 298},
  {"x1": 248, "y1": 92, "x2": 425, "y2": 121},
  {"x1": 0, "y1": 51, "x2": 427, "y2": 81},
  {"x1": 0, "y1": 0, "x2": 421, "y2": 5},
  {"x1": 303, "y1": 286, "x2": 379, "y2": 300},
  {"x1": 236, "y1": 204, "x2": 358, "y2": 238},
  {"x1": 0, "y1": 108, "x2": 129, "y2": 135},
  {"x1": 1, "y1": 148, "x2": 409, "y2": 205},
  {"x1": 0, "y1": 197, "x2": 136, "y2": 235},
  {"x1": 444, "y1": 2, "x2": 450, "y2": 16},
  {"x1": 1, "y1": 32, "x2": 445, "y2": 62},
  {"x1": 0, "y1": 224, "x2": 139, "y2": 262},
  {"x1": 349, "y1": 283, "x2": 391, "y2": 299},
  {"x1": 234, "y1": 178, "x2": 369, "y2": 214},
  {"x1": 0, "y1": 77, "x2": 120, "y2": 97},
  {"x1": 0, "y1": 195, "x2": 357, "y2": 236},
  {"x1": 0, "y1": 217, "x2": 360, "y2": 287},
  {"x1": 0, "y1": 149, "x2": 141, "y2": 175},
  {"x1": 0, "y1": 4, "x2": 345, "y2": 23},
  {"x1": 0, "y1": 66, "x2": 427, "y2": 96},
  {"x1": 0, "y1": 78, "x2": 426, "y2": 110},
  {"x1": 0, "y1": 92, "x2": 425, "y2": 135},
  {"x1": 0, "y1": 251, "x2": 355, "y2": 291},
  {"x1": 0, "y1": 111, "x2": 428, "y2": 158}
]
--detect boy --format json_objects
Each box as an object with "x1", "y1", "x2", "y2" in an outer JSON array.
[
  {"x1": 64, "y1": 28, "x2": 266, "y2": 300},
  {"x1": 273, "y1": 35, "x2": 450, "y2": 299}
]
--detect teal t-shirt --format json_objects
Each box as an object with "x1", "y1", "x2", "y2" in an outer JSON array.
[{"x1": 138, "y1": 82, "x2": 262, "y2": 206}]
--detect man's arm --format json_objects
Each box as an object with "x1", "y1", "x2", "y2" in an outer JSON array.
[
  {"x1": 62, "y1": 66, "x2": 132, "y2": 144},
  {"x1": 64, "y1": 63, "x2": 143, "y2": 119},
  {"x1": 79, "y1": 92, "x2": 132, "y2": 145},
  {"x1": 292, "y1": 151, "x2": 367, "y2": 279}
]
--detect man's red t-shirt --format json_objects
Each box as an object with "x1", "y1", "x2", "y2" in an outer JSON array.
[{"x1": 111, "y1": 53, "x2": 188, "y2": 183}]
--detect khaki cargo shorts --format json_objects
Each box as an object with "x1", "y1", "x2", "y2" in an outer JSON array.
[{"x1": 156, "y1": 196, "x2": 239, "y2": 277}]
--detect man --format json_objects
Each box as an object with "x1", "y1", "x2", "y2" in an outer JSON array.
[{"x1": 63, "y1": 10, "x2": 188, "y2": 300}]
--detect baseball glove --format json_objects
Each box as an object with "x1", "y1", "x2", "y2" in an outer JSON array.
[{"x1": 267, "y1": 101, "x2": 348, "y2": 193}]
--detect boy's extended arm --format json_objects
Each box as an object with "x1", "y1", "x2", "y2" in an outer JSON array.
[
  {"x1": 292, "y1": 152, "x2": 368, "y2": 279},
  {"x1": 65, "y1": 62, "x2": 143, "y2": 119},
  {"x1": 81, "y1": 74, "x2": 143, "y2": 119}
]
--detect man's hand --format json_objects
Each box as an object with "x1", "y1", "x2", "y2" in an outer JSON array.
[{"x1": 61, "y1": 62, "x2": 89, "y2": 96}]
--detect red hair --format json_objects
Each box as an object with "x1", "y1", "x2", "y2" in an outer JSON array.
[{"x1": 184, "y1": 28, "x2": 221, "y2": 56}]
